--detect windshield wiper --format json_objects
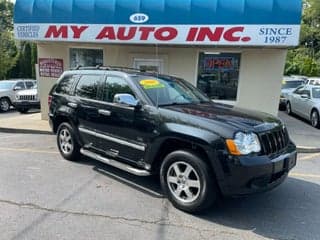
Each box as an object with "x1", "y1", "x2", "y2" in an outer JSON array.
[{"x1": 158, "y1": 102, "x2": 192, "y2": 107}]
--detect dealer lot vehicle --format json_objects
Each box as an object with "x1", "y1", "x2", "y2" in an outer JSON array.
[
  {"x1": 0, "y1": 79, "x2": 37, "y2": 112},
  {"x1": 49, "y1": 67, "x2": 297, "y2": 213},
  {"x1": 279, "y1": 77, "x2": 305, "y2": 110},
  {"x1": 13, "y1": 84, "x2": 40, "y2": 113},
  {"x1": 286, "y1": 85, "x2": 320, "y2": 128},
  {"x1": 305, "y1": 77, "x2": 320, "y2": 86}
]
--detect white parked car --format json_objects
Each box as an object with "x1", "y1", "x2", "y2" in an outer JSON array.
[
  {"x1": 305, "y1": 77, "x2": 320, "y2": 86},
  {"x1": 13, "y1": 84, "x2": 40, "y2": 113},
  {"x1": 279, "y1": 77, "x2": 305, "y2": 110},
  {"x1": 0, "y1": 79, "x2": 37, "y2": 112},
  {"x1": 286, "y1": 85, "x2": 320, "y2": 128}
]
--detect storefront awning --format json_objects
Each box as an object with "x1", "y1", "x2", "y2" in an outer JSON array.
[{"x1": 14, "y1": 0, "x2": 302, "y2": 46}]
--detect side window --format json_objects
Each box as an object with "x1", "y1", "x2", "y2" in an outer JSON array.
[
  {"x1": 301, "y1": 90, "x2": 311, "y2": 98},
  {"x1": 75, "y1": 75, "x2": 101, "y2": 100},
  {"x1": 102, "y1": 76, "x2": 135, "y2": 103},
  {"x1": 293, "y1": 86, "x2": 304, "y2": 95},
  {"x1": 55, "y1": 75, "x2": 76, "y2": 95},
  {"x1": 25, "y1": 81, "x2": 34, "y2": 89},
  {"x1": 15, "y1": 82, "x2": 26, "y2": 89}
]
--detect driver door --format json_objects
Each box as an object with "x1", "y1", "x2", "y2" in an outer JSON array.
[{"x1": 93, "y1": 75, "x2": 158, "y2": 164}]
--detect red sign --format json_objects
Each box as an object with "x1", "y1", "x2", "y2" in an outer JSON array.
[
  {"x1": 39, "y1": 58, "x2": 64, "y2": 78},
  {"x1": 204, "y1": 57, "x2": 235, "y2": 70}
]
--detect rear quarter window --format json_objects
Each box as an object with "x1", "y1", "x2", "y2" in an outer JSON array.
[{"x1": 55, "y1": 75, "x2": 77, "y2": 95}]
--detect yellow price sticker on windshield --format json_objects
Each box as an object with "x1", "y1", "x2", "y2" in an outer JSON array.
[{"x1": 140, "y1": 79, "x2": 165, "y2": 89}]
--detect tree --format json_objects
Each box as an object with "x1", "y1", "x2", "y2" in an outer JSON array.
[
  {"x1": 0, "y1": 0, "x2": 17, "y2": 79},
  {"x1": 0, "y1": 0, "x2": 13, "y2": 31},
  {"x1": 285, "y1": 0, "x2": 320, "y2": 76}
]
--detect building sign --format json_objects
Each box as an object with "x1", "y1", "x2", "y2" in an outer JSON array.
[
  {"x1": 39, "y1": 58, "x2": 64, "y2": 78},
  {"x1": 204, "y1": 57, "x2": 236, "y2": 71},
  {"x1": 14, "y1": 24, "x2": 301, "y2": 47}
]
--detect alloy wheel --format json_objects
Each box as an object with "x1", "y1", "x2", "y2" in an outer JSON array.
[
  {"x1": 166, "y1": 161, "x2": 201, "y2": 203},
  {"x1": 286, "y1": 102, "x2": 291, "y2": 115},
  {"x1": 311, "y1": 111, "x2": 319, "y2": 128},
  {"x1": 59, "y1": 128, "x2": 74, "y2": 155},
  {"x1": 0, "y1": 99, "x2": 10, "y2": 112}
]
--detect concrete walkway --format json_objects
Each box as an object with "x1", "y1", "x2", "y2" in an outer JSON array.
[
  {"x1": 0, "y1": 112, "x2": 51, "y2": 134},
  {"x1": 0, "y1": 112, "x2": 319, "y2": 153}
]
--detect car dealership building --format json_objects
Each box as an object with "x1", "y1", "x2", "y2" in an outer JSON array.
[{"x1": 14, "y1": 0, "x2": 302, "y2": 119}]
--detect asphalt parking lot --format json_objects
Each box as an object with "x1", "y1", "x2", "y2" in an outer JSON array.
[{"x1": 0, "y1": 132, "x2": 319, "y2": 240}]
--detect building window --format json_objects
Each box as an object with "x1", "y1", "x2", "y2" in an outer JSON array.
[
  {"x1": 70, "y1": 48, "x2": 103, "y2": 68},
  {"x1": 197, "y1": 52, "x2": 241, "y2": 101}
]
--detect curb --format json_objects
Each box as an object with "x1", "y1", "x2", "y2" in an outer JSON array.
[
  {"x1": 297, "y1": 146, "x2": 320, "y2": 154},
  {"x1": 0, "y1": 127, "x2": 52, "y2": 135}
]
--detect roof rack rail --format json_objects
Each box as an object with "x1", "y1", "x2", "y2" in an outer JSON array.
[{"x1": 71, "y1": 65, "x2": 161, "y2": 75}]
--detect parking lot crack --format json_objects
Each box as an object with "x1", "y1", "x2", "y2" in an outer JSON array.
[
  {"x1": 0, "y1": 198, "x2": 223, "y2": 238},
  {"x1": 0, "y1": 198, "x2": 166, "y2": 225}
]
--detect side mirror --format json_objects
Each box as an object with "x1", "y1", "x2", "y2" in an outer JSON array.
[
  {"x1": 13, "y1": 86, "x2": 22, "y2": 91},
  {"x1": 113, "y1": 94, "x2": 141, "y2": 109},
  {"x1": 301, "y1": 94, "x2": 310, "y2": 99}
]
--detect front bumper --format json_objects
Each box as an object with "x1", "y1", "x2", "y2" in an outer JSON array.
[
  {"x1": 13, "y1": 101, "x2": 40, "y2": 109},
  {"x1": 217, "y1": 143, "x2": 297, "y2": 196}
]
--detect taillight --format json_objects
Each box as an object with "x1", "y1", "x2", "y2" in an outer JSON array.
[{"x1": 48, "y1": 95, "x2": 52, "y2": 107}]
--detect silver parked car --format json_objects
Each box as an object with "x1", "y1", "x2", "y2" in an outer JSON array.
[
  {"x1": 13, "y1": 84, "x2": 40, "y2": 113},
  {"x1": 0, "y1": 79, "x2": 37, "y2": 112},
  {"x1": 279, "y1": 77, "x2": 305, "y2": 110},
  {"x1": 286, "y1": 85, "x2": 320, "y2": 128}
]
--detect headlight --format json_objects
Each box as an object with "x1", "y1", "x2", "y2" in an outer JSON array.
[
  {"x1": 226, "y1": 132, "x2": 261, "y2": 155},
  {"x1": 15, "y1": 95, "x2": 20, "y2": 100}
]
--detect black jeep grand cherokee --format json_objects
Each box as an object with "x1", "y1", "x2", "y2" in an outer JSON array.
[{"x1": 49, "y1": 66, "x2": 297, "y2": 213}]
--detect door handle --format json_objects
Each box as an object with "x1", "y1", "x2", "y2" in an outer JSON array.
[
  {"x1": 98, "y1": 109, "x2": 111, "y2": 116},
  {"x1": 67, "y1": 102, "x2": 78, "y2": 108}
]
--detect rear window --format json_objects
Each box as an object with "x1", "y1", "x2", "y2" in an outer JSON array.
[
  {"x1": 55, "y1": 75, "x2": 76, "y2": 95},
  {"x1": 282, "y1": 80, "x2": 304, "y2": 89}
]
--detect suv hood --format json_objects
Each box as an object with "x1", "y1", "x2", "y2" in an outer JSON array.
[
  {"x1": 163, "y1": 102, "x2": 282, "y2": 133},
  {"x1": 16, "y1": 89, "x2": 37, "y2": 95},
  {"x1": 281, "y1": 88, "x2": 296, "y2": 95}
]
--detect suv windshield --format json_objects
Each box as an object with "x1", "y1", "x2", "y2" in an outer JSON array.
[
  {"x1": 0, "y1": 81, "x2": 15, "y2": 90},
  {"x1": 282, "y1": 80, "x2": 305, "y2": 89},
  {"x1": 133, "y1": 75, "x2": 210, "y2": 106}
]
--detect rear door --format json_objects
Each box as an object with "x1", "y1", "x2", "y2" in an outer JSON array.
[
  {"x1": 290, "y1": 86, "x2": 304, "y2": 115},
  {"x1": 73, "y1": 74, "x2": 105, "y2": 149},
  {"x1": 298, "y1": 89, "x2": 312, "y2": 119}
]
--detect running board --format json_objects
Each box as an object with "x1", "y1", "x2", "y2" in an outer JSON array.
[{"x1": 80, "y1": 149, "x2": 151, "y2": 176}]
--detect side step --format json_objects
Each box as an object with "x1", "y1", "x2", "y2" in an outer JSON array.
[{"x1": 80, "y1": 149, "x2": 151, "y2": 176}]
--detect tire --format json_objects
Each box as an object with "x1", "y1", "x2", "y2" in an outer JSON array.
[
  {"x1": 0, "y1": 98, "x2": 11, "y2": 112},
  {"x1": 286, "y1": 102, "x2": 292, "y2": 115},
  {"x1": 160, "y1": 150, "x2": 217, "y2": 213},
  {"x1": 57, "y1": 122, "x2": 81, "y2": 161},
  {"x1": 311, "y1": 110, "x2": 320, "y2": 129},
  {"x1": 17, "y1": 108, "x2": 29, "y2": 114}
]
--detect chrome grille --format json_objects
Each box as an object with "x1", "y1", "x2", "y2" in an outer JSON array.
[
  {"x1": 19, "y1": 95, "x2": 36, "y2": 101},
  {"x1": 259, "y1": 127, "x2": 289, "y2": 155}
]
